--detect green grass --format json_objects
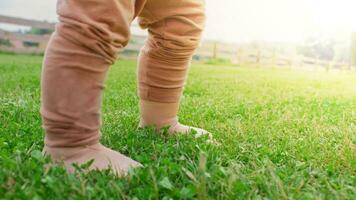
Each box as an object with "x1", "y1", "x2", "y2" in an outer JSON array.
[{"x1": 0, "y1": 53, "x2": 355, "y2": 199}]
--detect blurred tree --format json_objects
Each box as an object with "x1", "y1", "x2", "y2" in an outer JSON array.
[
  {"x1": 26, "y1": 28, "x2": 53, "y2": 35},
  {"x1": 0, "y1": 38, "x2": 12, "y2": 47},
  {"x1": 297, "y1": 36, "x2": 335, "y2": 61}
]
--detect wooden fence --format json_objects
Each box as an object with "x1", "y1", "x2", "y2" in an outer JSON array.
[
  {"x1": 195, "y1": 41, "x2": 354, "y2": 71},
  {"x1": 0, "y1": 14, "x2": 54, "y2": 54},
  {"x1": 0, "y1": 15, "x2": 354, "y2": 71}
]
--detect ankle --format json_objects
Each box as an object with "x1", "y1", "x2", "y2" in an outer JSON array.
[
  {"x1": 43, "y1": 143, "x2": 101, "y2": 160},
  {"x1": 139, "y1": 116, "x2": 178, "y2": 130}
]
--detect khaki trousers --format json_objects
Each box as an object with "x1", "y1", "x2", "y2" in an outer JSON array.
[{"x1": 41, "y1": 0, "x2": 206, "y2": 147}]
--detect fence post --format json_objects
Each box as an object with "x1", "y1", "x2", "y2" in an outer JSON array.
[
  {"x1": 236, "y1": 48, "x2": 243, "y2": 65},
  {"x1": 272, "y1": 49, "x2": 276, "y2": 68},
  {"x1": 213, "y1": 42, "x2": 218, "y2": 59},
  {"x1": 350, "y1": 32, "x2": 356, "y2": 71},
  {"x1": 256, "y1": 49, "x2": 261, "y2": 67}
]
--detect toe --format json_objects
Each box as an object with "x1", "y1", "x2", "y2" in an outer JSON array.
[{"x1": 192, "y1": 127, "x2": 212, "y2": 139}]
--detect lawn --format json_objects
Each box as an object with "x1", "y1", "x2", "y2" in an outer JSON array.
[{"x1": 0, "y1": 53, "x2": 355, "y2": 199}]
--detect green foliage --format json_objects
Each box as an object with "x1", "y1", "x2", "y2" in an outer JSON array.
[
  {"x1": 26, "y1": 28, "x2": 53, "y2": 36},
  {"x1": 22, "y1": 41, "x2": 39, "y2": 48},
  {"x1": 205, "y1": 58, "x2": 231, "y2": 65},
  {"x1": 0, "y1": 54, "x2": 355, "y2": 199},
  {"x1": 0, "y1": 38, "x2": 12, "y2": 47},
  {"x1": 297, "y1": 37, "x2": 335, "y2": 61}
]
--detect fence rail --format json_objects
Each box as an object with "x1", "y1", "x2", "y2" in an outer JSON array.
[
  {"x1": 0, "y1": 15, "x2": 54, "y2": 53},
  {"x1": 0, "y1": 29, "x2": 50, "y2": 43},
  {"x1": 0, "y1": 14, "x2": 55, "y2": 30}
]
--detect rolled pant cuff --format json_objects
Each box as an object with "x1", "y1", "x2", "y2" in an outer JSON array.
[
  {"x1": 139, "y1": 85, "x2": 183, "y2": 103},
  {"x1": 44, "y1": 131, "x2": 100, "y2": 148}
]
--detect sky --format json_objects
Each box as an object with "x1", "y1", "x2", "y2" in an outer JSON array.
[{"x1": 1, "y1": 0, "x2": 356, "y2": 43}]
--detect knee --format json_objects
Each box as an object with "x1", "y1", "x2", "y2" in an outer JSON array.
[
  {"x1": 146, "y1": 11, "x2": 205, "y2": 62},
  {"x1": 146, "y1": 27, "x2": 204, "y2": 64},
  {"x1": 55, "y1": 22, "x2": 129, "y2": 64},
  {"x1": 55, "y1": 0, "x2": 133, "y2": 64}
]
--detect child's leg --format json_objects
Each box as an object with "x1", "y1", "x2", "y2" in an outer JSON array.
[
  {"x1": 41, "y1": 0, "x2": 143, "y2": 174},
  {"x1": 137, "y1": 0, "x2": 209, "y2": 136}
]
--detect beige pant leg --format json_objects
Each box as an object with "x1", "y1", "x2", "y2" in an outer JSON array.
[
  {"x1": 137, "y1": 0, "x2": 206, "y2": 103},
  {"x1": 137, "y1": 0, "x2": 209, "y2": 136},
  {"x1": 41, "y1": 0, "x2": 145, "y2": 147}
]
